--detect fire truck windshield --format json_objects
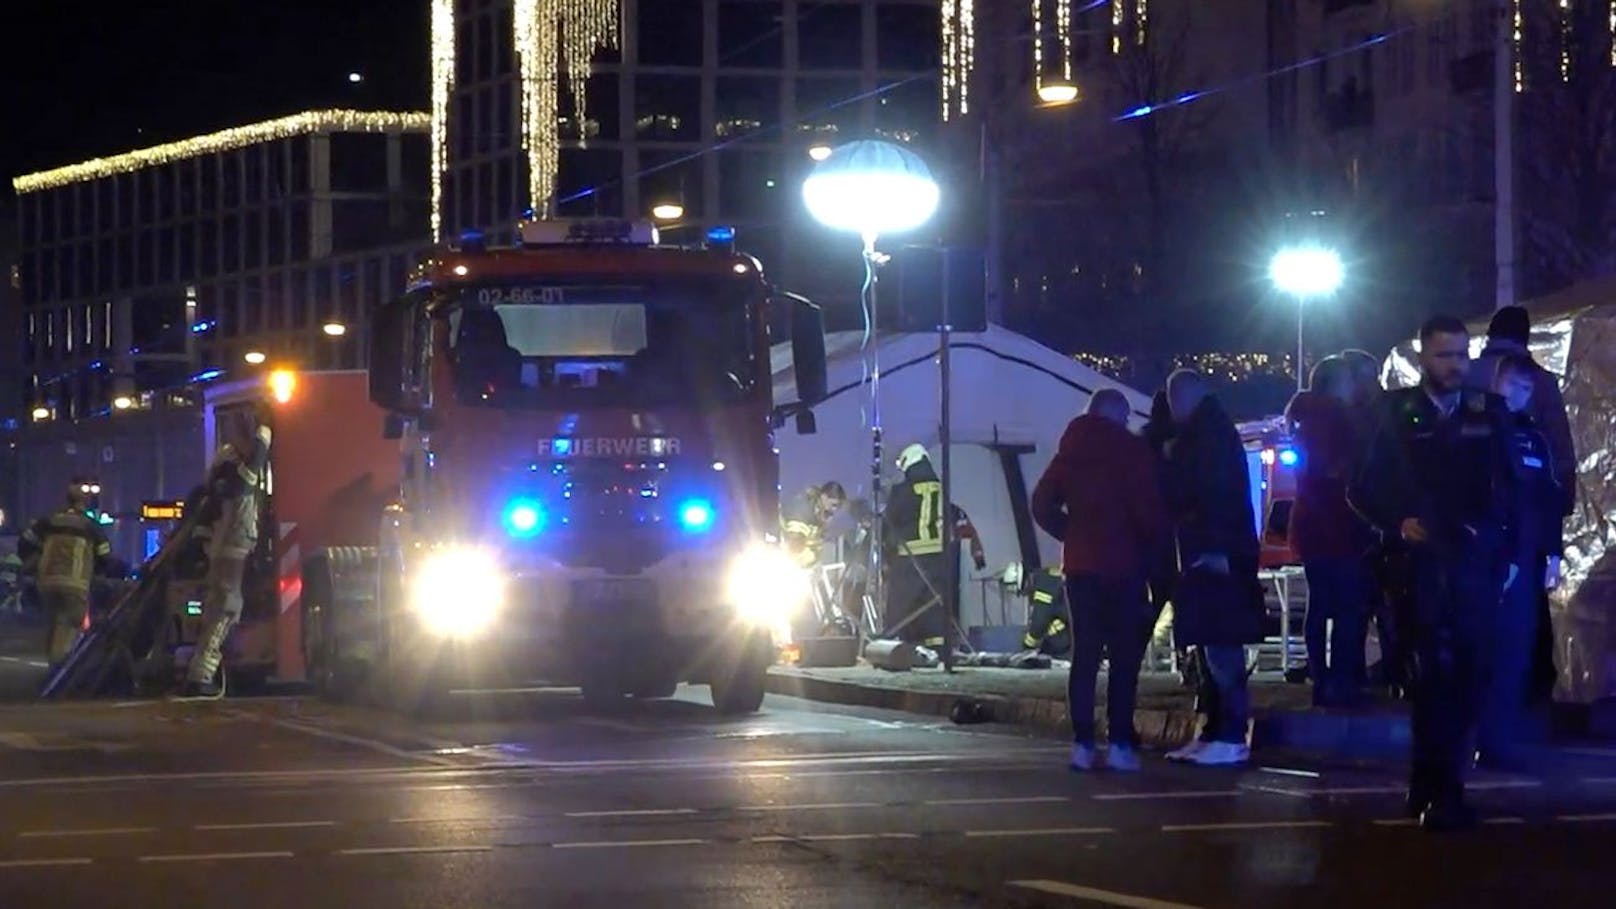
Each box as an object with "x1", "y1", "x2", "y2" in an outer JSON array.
[{"x1": 445, "y1": 280, "x2": 756, "y2": 407}]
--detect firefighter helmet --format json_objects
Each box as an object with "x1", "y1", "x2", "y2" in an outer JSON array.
[{"x1": 896, "y1": 443, "x2": 930, "y2": 472}]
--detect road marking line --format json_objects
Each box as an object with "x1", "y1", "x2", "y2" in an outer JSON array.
[
  {"x1": 1257, "y1": 766, "x2": 1321, "y2": 779},
  {"x1": 387, "y1": 815, "x2": 527, "y2": 825},
  {"x1": 552, "y1": 838, "x2": 708, "y2": 849},
  {"x1": 195, "y1": 821, "x2": 337, "y2": 831},
  {"x1": 139, "y1": 851, "x2": 293, "y2": 863},
  {"x1": 1579, "y1": 777, "x2": 1616, "y2": 785},
  {"x1": 965, "y1": 827, "x2": 1115, "y2": 838},
  {"x1": 18, "y1": 826, "x2": 157, "y2": 838},
  {"x1": 564, "y1": 808, "x2": 698, "y2": 818},
  {"x1": 0, "y1": 657, "x2": 48, "y2": 668},
  {"x1": 752, "y1": 832, "x2": 921, "y2": 843},
  {"x1": 1371, "y1": 819, "x2": 1417, "y2": 827},
  {"x1": 1484, "y1": 817, "x2": 1525, "y2": 825},
  {"x1": 738, "y1": 802, "x2": 884, "y2": 812},
  {"x1": 1008, "y1": 880, "x2": 1205, "y2": 909},
  {"x1": 1092, "y1": 790, "x2": 1242, "y2": 801},
  {"x1": 0, "y1": 858, "x2": 95, "y2": 869},
  {"x1": 1468, "y1": 780, "x2": 1541, "y2": 791},
  {"x1": 924, "y1": 796, "x2": 1069, "y2": 806},
  {"x1": 1557, "y1": 813, "x2": 1616, "y2": 823},
  {"x1": 1162, "y1": 820, "x2": 1333, "y2": 833},
  {"x1": 338, "y1": 845, "x2": 494, "y2": 856},
  {"x1": 255, "y1": 716, "x2": 457, "y2": 768},
  {"x1": 1300, "y1": 786, "x2": 1407, "y2": 796}
]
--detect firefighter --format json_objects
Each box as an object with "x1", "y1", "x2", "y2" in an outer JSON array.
[
  {"x1": 1021, "y1": 565, "x2": 1073, "y2": 658},
  {"x1": 881, "y1": 444, "x2": 987, "y2": 653},
  {"x1": 1349, "y1": 316, "x2": 1519, "y2": 831},
  {"x1": 19, "y1": 479, "x2": 112, "y2": 667},
  {"x1": 181, "y1": 410, "x2": 273, "y2": 697},
  {"x1": 781, "y1": 481, "x2": 847, "y2": 568}
]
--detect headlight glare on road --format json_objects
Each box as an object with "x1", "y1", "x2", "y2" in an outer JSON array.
[
  {"x1": 411, "y1": 546, "x2": 504, "y2": 637},
  {"x1": 725, "y1": 544, "x2": 810, "y2": 626}
]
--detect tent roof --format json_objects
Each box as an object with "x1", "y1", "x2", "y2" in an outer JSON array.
[
  {"x1": 1469, "y1": 274, "x2": 1616, "y2": 332},
  {"x1": 770, "y1": 323, "x2": 1150, "y2": 416}
]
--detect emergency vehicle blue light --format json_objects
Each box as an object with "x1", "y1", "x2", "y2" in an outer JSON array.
[
  {"x1": 551, "y1": 437, "x2": 573, "y2": 456},
  {"x1": 677, "y1": 498, "x2": 715, "y2": 532},
  {"x1": 1278, "y1": 448, "x2": 1300, "y2": 467},
  {"x1": 503, "y1": 498, "x2": 547, "y2": 537},
  {"x1": 706, "y1": 225, "x2": 735, "y2": 243}
]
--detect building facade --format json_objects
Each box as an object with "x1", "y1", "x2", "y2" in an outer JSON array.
[
  {"x1": 438, "y1": 0, "x2": 944, "y2": 310},
  {"x1": 8, "y1": 110, "x2": 430, "y2": 561}
]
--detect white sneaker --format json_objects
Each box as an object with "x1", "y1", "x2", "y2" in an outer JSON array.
[
  {"x1": 1190, "y1": 741, "x2": 1250, "y2": 766},
  {"x1": 1069, "y1": 744, "x2": 1097, "y2": 771},
  {"x1": 1106, "y1": 745, "x2": 1142, "y2": 772},
  {"x1": 1166, "y1": 740, "x2": 1208, "y2": 762}
]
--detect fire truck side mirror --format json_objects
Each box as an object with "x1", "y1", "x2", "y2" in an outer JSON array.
[
  {"x1": 368, "y1": 299, "x2": 419, "y2": 413},
  {"x1": 794, "y1": 409, "x2": 817, "y2": 435},
  {"x1": 788, "y1": 295, "x2": 828, "y2": 405}
]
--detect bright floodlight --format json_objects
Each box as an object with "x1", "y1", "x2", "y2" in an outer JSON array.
[
  {"x1": 803, "y1": 139, "x2": 939, "y2": 240},
  {"x1": 1269, "y1": 246, "x2": 1344, "y2": 298}
]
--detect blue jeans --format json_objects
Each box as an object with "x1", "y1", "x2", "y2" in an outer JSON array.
[
  {"x1": 1304, "y1": 558, "x2": 1370, "y2": 698},
  {"x1": 1196, "y1": 645, "x2": 1250, "y2": 744},
  {"x1": 1065, "y1": 574, "x2": 1151, "y2": 747}
]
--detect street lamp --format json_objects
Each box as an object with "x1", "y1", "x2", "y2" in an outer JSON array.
[
  {"x1": 112, "y1": 395, "x2": 134, "y2": 411},
  {"x1": 322, "y1": 321, "x2": 348, "y2": 337},
  {"x1": 1269, "y1": 246, "x2": 1345, "y2": 393},
  {"x1": 802, "y1": 139, "x2": 941, "y2": 662},
  {"x1": 1036, "y1": 79, "x2": 1079, "y2": 105},
  {"x1": 650, "y1": 202, "x2": 684, "y2": 221},
  {"x1": 807, "y1": 142, "x2": 834, "y2": 162},
  {"x1": 244, "y1": 350, "x2": 267, "y2": 365},
  {"x1": 30, "y1": 406, "x2": 50, "y2": 422}
]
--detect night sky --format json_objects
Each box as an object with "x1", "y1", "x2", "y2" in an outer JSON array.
[{"x1": 4, "y1": 2, "x2": 428, "y2": 191}]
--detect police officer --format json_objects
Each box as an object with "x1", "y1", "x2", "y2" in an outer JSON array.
[
  {"x1": 1349, "y1": 315, "x2": 1520, "y2": 831},
  {"x1": 781, "y1": 482, "x2": 847, "y2": 569},
  {"x1": 182, "y1": 410, "x2": 273, "y2": 697},
  {"x1": 1480, "y1": 354, "x2": 1564, "y2": 769},
  {"x1": 19, "y1": 479, "x2": 112, "y2": 667},
  {"x1": 881, "y1": 444, "x2": 986, "y2": 653},
  {"x1": 1021, "y1": 566, "x2": 1072, "y2": 658}
]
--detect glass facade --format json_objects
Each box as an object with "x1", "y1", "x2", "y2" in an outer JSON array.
[
  {"x1": 443, "y1": 0, "x2": 943, "y2": 304},
  {"x1": 15, "y1": 123, "x2": 431, "y2": 420}
]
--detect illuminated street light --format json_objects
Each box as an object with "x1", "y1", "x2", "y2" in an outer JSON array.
[
  {"x1": 322, "y1": 321, "x2": 348, "y2": 337},
  {"x1": 802, "y1": 139, "x2": 941, "y2": 660},
  {"x1": 30, "y1": 406, "x2": 50, "y2": 422},
  {"x1": 244, "y1": 350, "x2": 267, "y2": 365},
  {"x1": 807, "y1": 142, "x2": 834, "y2": 162},
  {"x1": 348, "y1": 72, "x2": 364, "y2": 84},
  {"x1": 650, "y1": 202, "x2": 685, "y2": 221},
  {"x1": 1269, "y1": 245, "x2": 1345, "y2": 393},
  {"x1": 803, "y1": 139, "x2": 939, "y2": 242},
  {"x1": 269, "y1": 370, "x2": 298, "y2": 404},
  {"x1": 1037, "y1": 79, "x2": 1080, "y2": 105},
  {"x1": 112, "y1": 396, "x2": 134, "y2": 411}
]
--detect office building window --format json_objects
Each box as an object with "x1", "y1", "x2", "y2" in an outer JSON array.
[
  {"x1": 876, "y1": 3, "x2": 938, "y2": 71},
  {"x1": 717, "y1": 149, "x2": 783, "y2": 219},
  {"x1": 561, "y1": 74, "x2": 620, "y2": 142},
  {"x1": 639, "y1": 152, "x2": 705, "y2": 219},
  {"x1": 639, "y1": 0, "x2": 704, "y2": 66},
  {"x1": 636, "y1": 76, "x2": 702, "y2": 141},
  {"x1": 716, "y1": 76, "x2": 780, "y2": 142},
  {"x1": 719, "y1": 2, "x2": 784, "y2": 68},
  {"x1": 800, "y1": 3, "x2": 863, "y2": 70},
  {"x1": 798, "y1": 77, "x2": 863, "y2": 134},
  {"x1": 556, "y1": 148, "x2": 624, "y2": 217}
]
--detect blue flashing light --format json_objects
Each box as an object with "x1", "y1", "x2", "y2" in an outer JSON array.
[
  {"x1": 190, "y1": 368, "x2": 225, "y2": 383},
  {"x1": 503, "y1": 498, "x2": 547, "y2": 538},
  {"x1": 1277, "y1": 448, "x2": 1300, "y2": 468},
  {"x1": 676, "y1": 498, "x2": 716, "y2": 533},
  {"x1": 551, "y1": 437, "x2": 573, "y2": 456},
  {"x1": 191, "y1": 320, "x2": 216, "y2": 334},
  {"x1": 706, "y1": 225, "x2": 736, "y2": 243}
]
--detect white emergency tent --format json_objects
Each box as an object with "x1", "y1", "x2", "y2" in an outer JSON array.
[
  {"x1": 772, "y1": 324, "x2": 1150, "y2": 633},
  {"x1": 1383, "y1": 276, "x2": 1616, "y2": 702}
]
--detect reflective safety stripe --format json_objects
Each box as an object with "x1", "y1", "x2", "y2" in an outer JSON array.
[
  {"x1": 1023, "y1": 633, "x2": 1039, "y2": 648},
  {"x1": 903, "y1": 539, "x2": 944, "y2": 556},
  {"x1": 1032, "y1": 591, "x2": 1054, "y2": 604}
]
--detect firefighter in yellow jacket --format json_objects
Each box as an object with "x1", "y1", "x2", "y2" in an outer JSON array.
[{"x1": 19, "y1": 479, "x2": 112, "y2": 666}]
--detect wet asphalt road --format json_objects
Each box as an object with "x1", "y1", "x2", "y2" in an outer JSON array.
[{"x1": 1, "y1": 673, "x2": 1616, "y2": 909}]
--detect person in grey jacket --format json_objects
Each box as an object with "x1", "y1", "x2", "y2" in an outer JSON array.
[{"x1": 1469, "y1": 306, "x2": 1575, "y2": 516}]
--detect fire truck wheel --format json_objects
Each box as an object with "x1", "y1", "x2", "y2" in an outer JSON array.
[
  {"x1": 711, "y1": 639, "x2": 770, "y2": 715},
  {"x1": 629, "y1": 677, "x2": 679, "y2": 700}
]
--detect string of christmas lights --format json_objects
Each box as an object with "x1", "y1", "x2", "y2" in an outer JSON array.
[
  {"x1": 430, "y1": 0, "x2": 455, "y2": 241},
  {"x1": 1112, "y1": 0, "x2": 1125, "y2": 55},
  {"x1": 13, "y1": 111, "x2": 430, "y2": 196},
  {"x1": 941, "y1": 0, "x2": 974, "y2": 120},
  {"x1": 1562, "y1": 0, "x2": 1575, "y2": 82},
  {"x1": 1514, "y1": 0, "x2": 1525, "y2": 93},
  {"x1": 514, "y1": 0, "x2": 620, "y2": 216},
  {"x1": 1136, "y1": 0, "x2": 1148, "y2": 47}
]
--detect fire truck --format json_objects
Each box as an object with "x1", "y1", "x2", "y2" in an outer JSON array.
[
  {"x1": 133, "y1": 220, "x2": 820, "y2": 715},
  {"x1": 1240, "y1": 416, "x2": 1301, "y2": 568}
]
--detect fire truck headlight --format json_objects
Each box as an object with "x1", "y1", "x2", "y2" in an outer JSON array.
[
  {"x1": 725, "y1": 544, "x2": 810, "y2": 626},
  {"x1": 411, "y1": 547, "x2": 504, "y2": 637}
]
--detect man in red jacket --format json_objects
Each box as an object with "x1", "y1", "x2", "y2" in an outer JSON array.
[
  {"x1": 1287, "y1": 355, "x2": 1374, "y2": 707},
  {"x1": 1032, "y1": 388, "x2": 1169, "y2": 772}
]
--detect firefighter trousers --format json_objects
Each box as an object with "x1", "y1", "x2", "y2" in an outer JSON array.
[
  {"x1": 189, "y1": 556, "x2": 246, "y2": 685},
  {"x1": 39, "y1": 588, "x2": 89, "y2": 666},
  {"x1": 883, "y1": 553, "x2": 949, "y2": 645}
]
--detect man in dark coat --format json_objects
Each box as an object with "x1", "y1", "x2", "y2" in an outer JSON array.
[
  {"x1": 1160, "y1": 371, "x2": 1262, "y2": 767},
  {"x1": 1469, "y1": 306, "x2": 1575, "y2": 515}
]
